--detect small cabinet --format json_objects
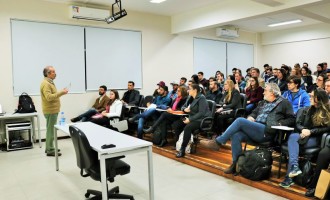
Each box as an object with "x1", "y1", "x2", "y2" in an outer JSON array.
[{"x1": 6, "y1": 121, "x2": 33, "y2": 151}]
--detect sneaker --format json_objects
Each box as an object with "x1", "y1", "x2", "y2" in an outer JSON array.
[
  {"x1": 279, "y1": 177, "x2": 294, "y2": 188},
  {"x1": 288, "y1": 165, "x2": 302, "y2": 178},
  {"x1": 143, "y1": 127, "x2": 154, "y2": 133},
  {"x1": 199, "y1": 139, "x2": 221, "y2": 151}
]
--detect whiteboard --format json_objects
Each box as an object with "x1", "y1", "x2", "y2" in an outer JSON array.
[
  {"x1": 193, "y1": 37, "x2": 254, "y2": 78},
  {"x1": 227, "y1": 42, "x2": 254, "y2": 77},
  {"x1": 193, "y1": 38, "x2": 227, "y2": 78},
  {"x1": 11, "y1": 20, "x2": 85, "y2": 95},
  {"x1": 85, "y1": 27, "x2": 142, "y2": 90}
]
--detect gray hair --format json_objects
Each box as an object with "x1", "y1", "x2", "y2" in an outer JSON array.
[
  {"x1": 265, "y1": 82, "x2": 281, "y2": 97},
  {"x1": 43, "y1": 66, "x2": 53, "y2": 77}
]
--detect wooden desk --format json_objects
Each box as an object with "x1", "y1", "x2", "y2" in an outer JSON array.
[
  {"x1": 54, "y1": 122, "x2": 154, "y2": 200},
  {"x1": 0, "y1": 112, "x2": 41, "y2": 147}
]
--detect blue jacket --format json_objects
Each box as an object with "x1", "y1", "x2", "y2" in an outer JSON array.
[
  {"x1": 282, "y1": 89, "x2": 310, "y2": 114},
  {"x1": 153, "y1": 95, "x2": 171, "y2": 109}
]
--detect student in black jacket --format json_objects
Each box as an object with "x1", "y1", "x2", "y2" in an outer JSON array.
[
  {"x1": 176, "y1": 84, "x2": 210, "y2": 158},
  {"x1": 121, "y1": 81, "x2": 140, "y2": 106},
  {"x1": 214, "y1": 79, "x2": 242, "y2": 133}
]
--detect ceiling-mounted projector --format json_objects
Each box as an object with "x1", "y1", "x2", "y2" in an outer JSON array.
[
  {"x1": 105, "y1": 0, "x2": 127, "y2": 24},
  {"x1": 216, "y1": 28, "x2": 239, "y2": 39}
]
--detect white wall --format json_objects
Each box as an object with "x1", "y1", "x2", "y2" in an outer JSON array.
[
  {"x1": 0, "y1": 0, "x2": 258, "y2": 140},
  {"x1": 260, "y1": 23, "x2": 330, "y2": 71}
]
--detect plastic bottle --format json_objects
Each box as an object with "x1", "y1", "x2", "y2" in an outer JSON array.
[{"x1": 59, "y1": 111, "x2": 66, "y2": 126}]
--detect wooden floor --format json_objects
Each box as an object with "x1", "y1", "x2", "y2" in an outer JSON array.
[{"x1": 142, "y1": 134, "x2": 311, "y2": 200}]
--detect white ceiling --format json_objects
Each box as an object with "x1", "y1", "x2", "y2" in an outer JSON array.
[{"x1": 44, "y1": 0, "x2": 330, "y2": 33}]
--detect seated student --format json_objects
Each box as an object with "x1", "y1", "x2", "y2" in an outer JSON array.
[
  {"x1": 216, "y1": 72, "x2": 225, "y2": 88},
  {"x1": 90, "y1": 90, "x2": 122, "y2": 130},
  {"x1": 153, "y1": 81, "x2": 166, "y2": 97},
  {"x1": 205, "y1": 80, "x2": 223, "y2": 103},
  {"x1": 214, "y1": 79, "x2": 242, "y2": 134},
  {"x1": 280, "y1": 88, "x2": 330, "y2": 188},
  {"x1": 305, "y1": 145, "x2": 330, "y2": 197},
  {"x1": 301, "y1": 66, "x2": 313, "y2": 91},
  {"x1": 121, "y1": 81, "x2": 140, "y2": 106},
  {"x1": 71, "y1": 85, "x2": 109, "y2": 122},
  {"x1": 245, "y1": 77, "x2": 264, "y2": 114},
  {"x1": 179, "y1": 77, "x2": 188, "y2": 89},
  {"x1": 282, "y1": 75, "x2": 310, "y2": 114},
  {"x1": 144, "y1": 86, "x2": 188, "y2": 147},
  {"x1": 234, "y1": 72, "x2": 246, "y2": 93},
  {"x1": 201, "y1": 83, "x2": 295, "y2": 174},
  {"x1": 175, "y1": 84, "x2": 210, "y2": 158},
  {"x1": 198, "y1": 71, "x2": 209, "y2": 90},
  {"x1": 275, "y1": 68, "x2": 288, "y2": 93},
  {"x1": 129, "y1": 84, "x2": 171, "y2": 139},
  {"x1": 308, "y1": 74, "x2": 327, "y2": 93},
  {"x1": 167, "y1": 81, "x2": 179, "y2": 101}
]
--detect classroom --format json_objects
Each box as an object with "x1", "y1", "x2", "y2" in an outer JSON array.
[{"x1": 0, "y1": 0, "x2": 329, "y2": 199}]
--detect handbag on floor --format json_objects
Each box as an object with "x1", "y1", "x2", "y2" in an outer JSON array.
[
  {"x1": 315, "y1": 170, "x2": 330, "y2": 199},
  {"x1": 176, "y1": 131, "x2": 194, "y2": 153}
]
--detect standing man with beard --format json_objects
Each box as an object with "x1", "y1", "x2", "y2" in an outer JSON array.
[
  {"x1": 41, "y1": 66, "x2": 68, "y2": 156},
  {"x1": 71, "y1": 85, "x2": 110, "y2": 122}
]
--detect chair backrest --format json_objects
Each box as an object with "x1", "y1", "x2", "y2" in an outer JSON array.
[
  {"x1": 240, "y1": 93, "x2": 247, "y2": 108},
  {"x1": 138, "y1": 95, "x2": 144, "y2": 107},
  {"x1": 142, "y1": 95, "x2": 154, "y2": 107},
  {"x1": 207, "y1": 100, "x2": 216, "y2": 118},
  {"x1": 69, "y1": 126, "x2": 98, "y2": 172}
]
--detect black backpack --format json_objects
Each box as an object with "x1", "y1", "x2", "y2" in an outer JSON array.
[
  {"x1": 293, "y1": 159, "x2": 314, "y2": 187},
  {"x1": 16, "y1": 92, "x2": 37, "y2": 113},
  {"x1": 237, "y1": 148, "x2": 273, "y2": 181}
]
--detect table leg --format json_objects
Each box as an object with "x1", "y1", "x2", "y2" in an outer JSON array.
[
  {"x1": 147, "y1": 146, "x2": 154, "y2": 200},
  {"x1": 37, "y1": 115, "x2": 42, "y2": 148},
  {"x1": 54, "y1": 127, "x2": 59, "y2": 171},
  {"x1": 100, "y1": 157, "x2": 108, "y2": 200}
]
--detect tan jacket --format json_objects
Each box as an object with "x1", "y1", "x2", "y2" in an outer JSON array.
[
  {"x1": 92, "y1": 95, "x2": 110, "y2": 112},
  {"x1": 40, "y1": 78, "x2": 66, "y2": 114}
]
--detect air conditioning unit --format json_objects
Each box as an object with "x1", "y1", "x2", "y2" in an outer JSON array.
[
  {"x1": 70, "y1": 6, "x2": 109, "y2": 22},
  {"x1": 216, "y1": 28, "x2": 239, "y2": 39}
]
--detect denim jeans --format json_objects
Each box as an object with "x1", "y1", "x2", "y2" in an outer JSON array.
[
  {"x1": 137, "y1": 108, "x2": 158, "y2": 138},
  {"x1": 245, "y1": 103, "x2": 256, "y2": 113},
  {"x1": 287, "y1": 133, "x2": 319, "y2": 173},
  {"x1": 78, "y1": 108, "x2": 98, "y2": 122},
  {"x1": 215, "y1": 117, "x2": 272, "y2": 162}
]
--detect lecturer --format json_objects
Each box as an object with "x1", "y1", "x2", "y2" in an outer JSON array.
[{"x1": 40, "y1": 66, "x2": 68, "y2": 156}]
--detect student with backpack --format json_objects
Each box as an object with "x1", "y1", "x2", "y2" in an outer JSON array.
[
  {"x1": 40, "y1": 66, "x2": 68, "y2": 156},
  {"x1": 279, "y1": 88, "x2": 330, "y2": 188}
]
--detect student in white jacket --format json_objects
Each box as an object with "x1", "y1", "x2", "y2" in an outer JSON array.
[{"x1": 90, "y1": 89, "x2": 122, "y2": 129}]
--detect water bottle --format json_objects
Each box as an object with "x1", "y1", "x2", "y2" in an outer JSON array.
[{"x1": 59, "y1": 111, "x2": 66, "y2": 126}]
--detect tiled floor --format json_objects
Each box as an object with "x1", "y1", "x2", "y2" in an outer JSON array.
[{"x1": 0, "y1": 139, "x2": 287, "y2": 200}]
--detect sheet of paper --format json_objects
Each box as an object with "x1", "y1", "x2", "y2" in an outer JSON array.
[{"x1": 271, "y1": 126, "x2": 294, "y2": 131}]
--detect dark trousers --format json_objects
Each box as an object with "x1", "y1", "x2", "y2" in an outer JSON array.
[
  {"x1": 175, "y1": 120, "x2": 201, "y2": 150},
  {"x1": 214, "y1": 111, "x2": 235, "y2": 133},
  {"x1": 153, "y1": 112, "x2": 181, "y2": 140},
  {"x1": 308, "y1": 146, "x2": 330, "y2": 188},
  {"x1": 90, "y1": 116, "x2": 110, "y2": 127}
]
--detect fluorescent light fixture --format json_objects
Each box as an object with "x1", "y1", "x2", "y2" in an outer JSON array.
[
  {"x1": 150, "y1": 0, "x2": 166, "y2": 3},
  {"x1": 268, "y1": 19, "x2": 302, "y2": 27}
]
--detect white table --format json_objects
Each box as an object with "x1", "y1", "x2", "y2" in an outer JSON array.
[
  {"x1": 54, "y1": 122, "x2": 154, "y2": 200},
  {"x1": 0, "y1": 112, "x2": 41, "y2": 147}
]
